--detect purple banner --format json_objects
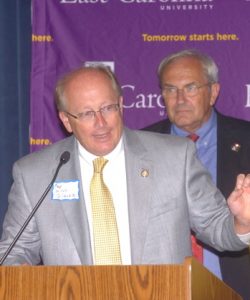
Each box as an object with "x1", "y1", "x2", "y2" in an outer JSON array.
[{"x1": 30, "y1": 0, "x2": 250, "y2": 151}]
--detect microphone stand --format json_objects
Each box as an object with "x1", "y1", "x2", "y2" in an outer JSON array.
[{"x1": 0, "y1": 151, "x2": 70, "y2": 265}]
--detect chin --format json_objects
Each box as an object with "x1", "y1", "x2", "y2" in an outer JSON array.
[
  {"x1": 95, "y1": 145, "x2": 115, "y2": 157},
  {"x1": 175, "y1": 117, "x2": 192, "y2": 127}
]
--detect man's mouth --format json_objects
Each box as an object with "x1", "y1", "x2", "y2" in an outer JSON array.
[{"x1": 93, "y1": 132, "x2": 111, "y2": 141}]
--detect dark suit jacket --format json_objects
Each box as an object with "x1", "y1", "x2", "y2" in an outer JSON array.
[{"x1": 143, "y1": 111, "x2": 250, "y2": 300}]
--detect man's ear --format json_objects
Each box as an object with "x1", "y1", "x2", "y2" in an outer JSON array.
[
  {"x1": 210, "y1": 82, "x2": 220, "y2": 106},
  {"x1": 59, "y1": 111, "x2": 73, "y2": 133}
]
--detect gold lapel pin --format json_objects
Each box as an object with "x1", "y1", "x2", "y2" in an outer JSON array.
[
  {"x1": 141, "y1": 169, "x2": 149, "y2": 177},
  {"x1": 231, "y1": 143, "x2": 241, "y2": 152}
]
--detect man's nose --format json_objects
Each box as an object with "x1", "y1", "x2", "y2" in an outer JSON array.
[
  {"x1": 176, "y1": 88, "x2": 186, "y2": 103},
  {"x1": 94, "y1": 111, "x2": 107, "y2": 127}
]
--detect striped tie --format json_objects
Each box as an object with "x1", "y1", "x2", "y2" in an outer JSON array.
[{"x1": 90, "y1": 157, "x2": 122, "y2": 265}]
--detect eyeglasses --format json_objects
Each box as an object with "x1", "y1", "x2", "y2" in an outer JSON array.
[
  {"x1": 162, "y1": 82, "x2": 211, "y2": 98},
  {"x1": 66, "y1": 103, "x2": 120, "y2": 122}
]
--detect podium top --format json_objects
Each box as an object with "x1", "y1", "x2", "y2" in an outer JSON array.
[{"x1": 0, "y1": 258, "x2": 242, "y2": 300}]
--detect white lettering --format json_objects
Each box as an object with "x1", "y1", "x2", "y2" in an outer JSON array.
[
  {"x1": 60, "y1": 0, "x2": 109, "y2": 3},
  {"x1": 245, "y1": 84, "x2": 250, "y2": 108},
  {"x1": 122, "y1": 84, "x2": 164, "y2": 109},
  {"x1": 60, "y1": 0, "x2": 213, "y2": 3},
  {"x1": 160, "y1": 0, "x2": 213, "y2": 2},
  {"x1": 60, "y1": 0, "x2": 77, "y2": 2},
  {"x1": 120, "y1": 0, "x2": 213, "y2": 2},
  {"x1": 122, "y1": 85, "x2": 135, "y2": 108},
  {"x1": 120, "y1": 0, "x2": 156, "y2": 3}
]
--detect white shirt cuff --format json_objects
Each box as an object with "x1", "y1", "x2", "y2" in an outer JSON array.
[{"x1": 237, "y1": 232, "x2": 250, "y2": 245}]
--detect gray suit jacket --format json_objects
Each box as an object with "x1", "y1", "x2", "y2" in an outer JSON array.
[
  {"x1": 143, "y1": 112, "x2": 250, "y2": 300},
  {"x1": 0, "y1": 128, "x2": 245, "y2": 265}
]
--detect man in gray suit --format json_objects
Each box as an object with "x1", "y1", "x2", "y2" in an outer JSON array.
[{"x1": 0, "y1": 65, "x2": 250, "y2": 266}]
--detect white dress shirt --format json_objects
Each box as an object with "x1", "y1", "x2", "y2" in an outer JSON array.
[{"x1": 78, "y1": 138, "x2": 131, "y2": 265}]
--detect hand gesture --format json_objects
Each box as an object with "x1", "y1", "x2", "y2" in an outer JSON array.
[{"x1": 227, "y1": 174, "x2": 250, "y2": 234}]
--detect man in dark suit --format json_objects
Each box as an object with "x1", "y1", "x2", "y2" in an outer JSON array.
[{"x1": 143, "y1": 49, "x2": 250, "y2": 300}]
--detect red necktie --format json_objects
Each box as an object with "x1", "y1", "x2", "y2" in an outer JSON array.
[
  {"x1": 187, "y1": 133, "x2": 203, "y2": 264},
  {"x1": 187, "y1": 133, "x2": 199, "y2": 143}
]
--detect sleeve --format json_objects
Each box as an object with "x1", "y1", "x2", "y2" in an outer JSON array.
[
  {"x1": 0, "y1": 161, "x2": 42, "y2": 265},
  {"x1": 185, "y1": 141, "x2": 247, "y2": 252}
]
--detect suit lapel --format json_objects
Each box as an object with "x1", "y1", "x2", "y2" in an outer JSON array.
[
  {"x1": 217, "y1": 113, "x2": 244, "y2": 198},
  {"x1": 56, "y1": 137, "x2": 93, "y2": 264},
  {"x1": 123, "y1": 128, "x2": 155, "y2": 264}
]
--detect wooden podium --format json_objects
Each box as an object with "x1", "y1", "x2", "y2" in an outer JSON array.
[{"x1": 0, "y1": 257, "x2": 242, "y2": 299}]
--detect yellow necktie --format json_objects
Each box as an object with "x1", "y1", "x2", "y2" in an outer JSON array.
[{"x1": 90, "y1": 157, "x2": 122, "y2": 265}]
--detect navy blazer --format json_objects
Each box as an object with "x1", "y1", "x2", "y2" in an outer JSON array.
[{"x1": 143, "y1": 111, "x2": 250, "y2": 300}]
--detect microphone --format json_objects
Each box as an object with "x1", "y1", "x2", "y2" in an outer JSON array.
[{"x1": 0, "y1": 151, "x2": 70, "y2": 265}]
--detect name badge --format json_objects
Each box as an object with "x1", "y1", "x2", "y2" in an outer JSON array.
[{"x1": 52, "y1": 180, "x2": 80, "y2": 201}]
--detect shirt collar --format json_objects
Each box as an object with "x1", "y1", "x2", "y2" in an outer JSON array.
[{"x1": 78, "y1": 137, "x2": 124, "y2": 165}]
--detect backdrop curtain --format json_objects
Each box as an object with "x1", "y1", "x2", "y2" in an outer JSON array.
[{"x1": 0, "y1": 1, "x2": 31, "y2": 234}]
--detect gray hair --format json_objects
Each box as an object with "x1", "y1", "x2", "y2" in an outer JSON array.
[
  {"x1": 158, "y1": 49, "x2": 219, "y2": 86},
  {"x1": 55, "y1": 64, "x2": 122, "y2": 111}
]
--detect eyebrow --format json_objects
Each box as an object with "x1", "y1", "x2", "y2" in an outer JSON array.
[{"x1": 162, "y1": 81, "x2": 197, "y2": 87}]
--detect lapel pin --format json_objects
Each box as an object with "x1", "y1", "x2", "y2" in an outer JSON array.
[
  {"x1": 141, "y1": 169, "x2": 149, "y2": 178},
  {"x1": 231, "y1": 143, "x2": 241, "y2": 152}
]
